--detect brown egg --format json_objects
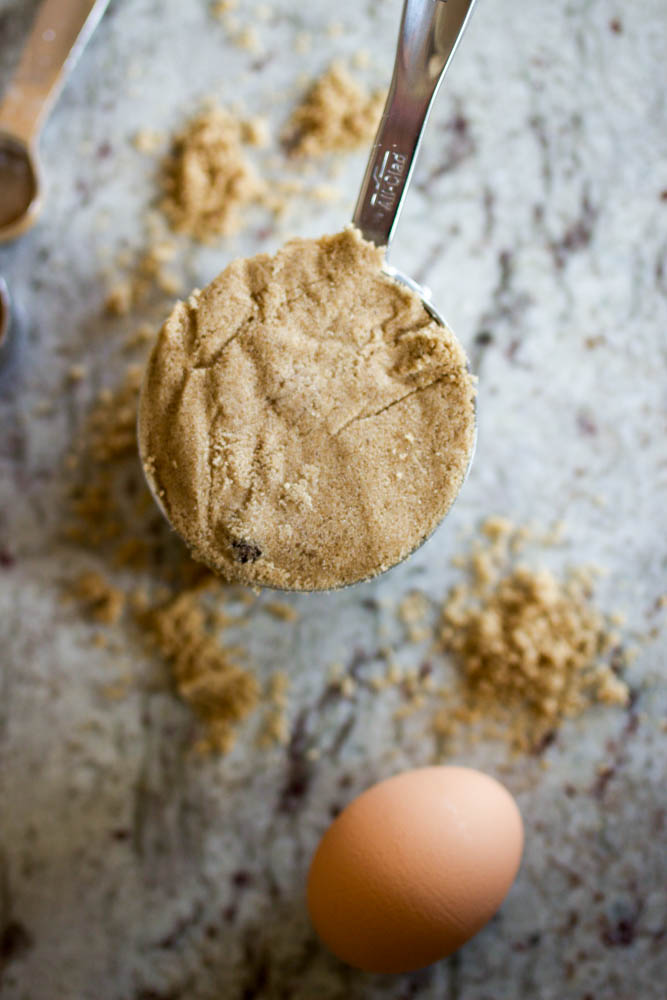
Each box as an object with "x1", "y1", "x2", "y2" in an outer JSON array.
[{"x1": 307, "y1": 766, "x2": 523, "y2": 974}]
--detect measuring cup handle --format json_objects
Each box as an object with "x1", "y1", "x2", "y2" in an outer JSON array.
[
  {"x1": 0, "y1": 0, "x2": 111, "y2": 145},
  {"x1": 352, "y1": 0, "x2": 478, "y2": 251}
]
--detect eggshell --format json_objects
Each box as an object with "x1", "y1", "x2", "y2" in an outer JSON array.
[{"x1": 307, "y1": 766, "x2": 523, "y2": 974}]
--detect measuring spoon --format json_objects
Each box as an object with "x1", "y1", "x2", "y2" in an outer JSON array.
[
  {"x1": 0, "y1": 0, "x2": 111, "y2": 243},
  {"x1": 354, "y1": 0, "x2": 478, "y2": 310},
  {"x1": 140, "y1": 0, "x2": 479, "y2": 591}
]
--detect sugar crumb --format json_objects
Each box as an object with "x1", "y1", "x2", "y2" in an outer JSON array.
[
  {"x1": 138, "y1": 589, "x2": 259, "y2": 753},
  {"x1": 233, "y1": 26, "x2": 262, "y2": 53},
  {"x1": 105, "y1": 281, "x2": 133, "y2": 317},
  {"x1": 71, "y1": 571, "x2": 125, "y2": 625},
  {"x1": 211, "y1": 0, "x2": 237, "y2": 15},
  {"x1": 133, "y1": 129, "x2": 164, "y2": 154},
  {"x1": 433, "y1": 518, "x2": 631, "y2": 752},
  {"x1": 284, "y1": 62, "x2": 385, "y2": 157},
  {"x1": 67, "y1": 364, "x2": 88, "y2": 383},
  {"x1": 294, "y1": 32, "x2": 312, "y2": 55},
  {"x1": 161, "y1": 105, "x2": 266, "y2": 241},
  {"x1": 264, "y1": 600, "x2": 299, "y2": 622}
]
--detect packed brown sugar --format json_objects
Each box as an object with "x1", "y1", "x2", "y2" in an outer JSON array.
[{"x1": 138, "y1": 227, "x2": 476, "y2": 590}]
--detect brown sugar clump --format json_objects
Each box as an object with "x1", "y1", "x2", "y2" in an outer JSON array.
[
  {"x1": 71, "y1": 570, "x2": 125, "y2": 625},
  {"x1": 133, "y1": 128, "x2": 165, "y2": 154},
  {"x1": 138, "y1": 227, "x2": 476, "y2": 590},
  {"x1": 104, "y1": 280, "x2": 133, "y2": 317},
  {"x1": 138, "y1": 588, "x2": 259, "y2": 753},
  {"x1": 257, "y1": 670, "x2": 290, "y2": 748},
  {"x1": 89, "y1": 365, "x2": 143, "y2": 463},
  {"x1": 161, "y1": 106, "x2": 266, "y2": 241},
  {"x1": 284, "y1": 62, "x2": 385, "y2": 157},
  {"x1": 104, "y1": 244, "x2": 182, "y2": 317},
  {"x1": 435, "y1": 519, "x2": 630, "y2": 752},
  {"x1": 65, "y1": 366, "x2": 144, "y2": 549},
  {"x1": 264, "y1": 601, "x2": 299, "y2": 622}
]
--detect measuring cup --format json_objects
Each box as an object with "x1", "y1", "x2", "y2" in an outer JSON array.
[{"x1": 139, "y1": 0, "x2": 479, "y2": 591}]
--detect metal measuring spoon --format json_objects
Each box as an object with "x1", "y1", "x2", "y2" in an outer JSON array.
[
  {"x1": 140, "y1": 0, "x2": 479, "y2": 590},
  {"x1": 354, "y1": 0, "x2": 478, "y2": 313},
  {"x1": 0, "y1": 0, "x2": 111, "y2": 243}
]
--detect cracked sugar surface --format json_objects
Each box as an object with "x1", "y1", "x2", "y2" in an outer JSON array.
[{"x1": 138, "y1": 228, "x2": 476, "y2": 590}]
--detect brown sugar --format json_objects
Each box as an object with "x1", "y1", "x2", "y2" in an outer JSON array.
[
  {"x1": 65, "y1": 365, "x2": 144, "y2": 549},
  {"x1": 264, "y1": 600, "x2": 299, "y2": 622},
  {"x1": 132, "y1": 128, "x2": 165, "y2": 155},
  {"x1": 104, "y1": 244, "x2": 181, "y2": 317},
  {"x1": 257, "y1": 670, "x2": 289, "y2": 748},
  {"x1": 138, "y1": 227, "x2": 476, "y2": 590},
  {"x1": 284, "y1": 62, "x2": 385, "y2": 157},
  {"x1": 65, "y1": 367, "x2": 265, "y2": 753},
  {"x1": 211, "y1": 0, "x2": 237, "y2": 17},
  {"x1": 160, "y1": 106, "x2": 267, "y2": 241},
  {"x1": 397, "y1": 590, "x2": 432, "y2": 642},
  {"x1": 434, "y1": 519, "x2": 630, "y2": 752},
  {"x1": 138, "y1": 588, "x2": 259, "y2": 753},
  {"x1": 70, "y1": 570, "x2": 125, "y2": 625},
  {"x1": 104, "y1": 280, "x2": 133, "y2": 317}
]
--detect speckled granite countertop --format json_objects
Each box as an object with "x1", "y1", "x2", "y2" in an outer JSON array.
[{"x1": 0, "y1": 0, "x2": 666, "y2": 997}]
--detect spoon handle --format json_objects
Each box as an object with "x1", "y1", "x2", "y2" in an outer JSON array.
[
  {"x1": 352, "y1": 0, "x2": 478, "y2": 250},
  {"x1": 0, "y1": 0, "x2": 111, "y2": 145}
]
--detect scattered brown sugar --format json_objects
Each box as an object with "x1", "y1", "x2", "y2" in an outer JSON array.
[
  {"x1": 105, "y1": 280, "x2": 133, "y2": 317},
  {"x1": 99, "y1": 673, "x2": 134, "y2": 701},
  {"x1": 133, "y1": 128, "x2": 165, "y2": 155},
  {"x1": 233, "y1": 26, "x2": 262, "y2": 54},
  {"x1": 211, "y1": 0, "x2": 237, "y2": 18},
  {"x1": 124, "y1": 323, "x2": 155, "y2": 352},
  {"x1": 66, "y1": 364, "x2": 88, "y2": 383},
  {"x1": 160, "y1": 106, "x2": 267, "y2": 241},
  {"x1": 398, "y1": 591, "x2": 430, "y2": 624},
  {"x1": 104, "y1": 243, "x2": 181, "y2": 316},
  {"x1": 89, "y1": 364, "x2": 143, "y2": 463},
  {"x1": 351, "y1": 49, "x2": 371, "y2": 71},
  {"x1": 284, "y1": 62, "x2": 385, "y2": 157},
  {"x1": 138, "y1": 588, "x2": 259, "y2": 753},
  {"x1": 126, "y1": 73, "x2": 387, "y2": 253},
  {"x1": 70, "y1": 571, "x2": 125, "y2": 625},
  {"x1": 433, "y1": 518, "x2": 630, "y2": 752},
  {"x1": 257, "y1": 671, "x2": 289, "y2": 747},
  {"x1": 64, "y1": 363, "x2": 292, "y2": 752},
  {"x1": 138, "y1": 227, "x2": 476, "y2": 590},
  {"x1": 64, "y1": 366, "x2": 143, "y2": 549},
  {"x1": 264, "y1": 601, "x2": 299, "y2": 622},
  {"x1": 397, "y1": 590, "x2": 432, "y2": 642},
  {"x1": 240, "y1": 117, "x2": 269, "y2": 149}
]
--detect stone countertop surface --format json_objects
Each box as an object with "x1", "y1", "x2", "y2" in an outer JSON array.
[{"x1": 0, "y1": 0, "x2": 666, "y2": 997}]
